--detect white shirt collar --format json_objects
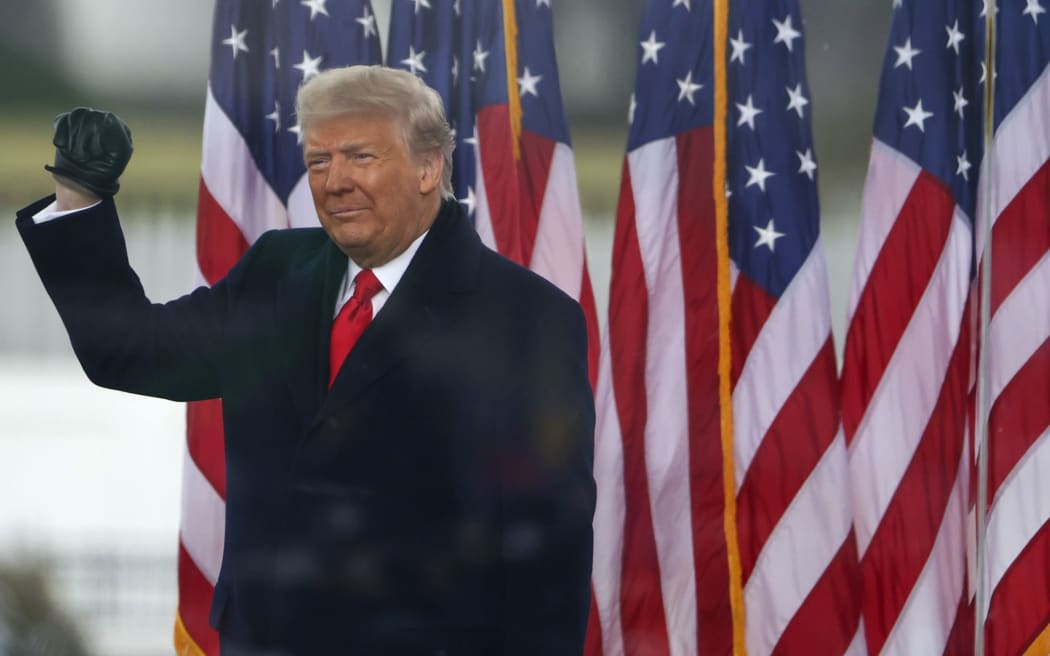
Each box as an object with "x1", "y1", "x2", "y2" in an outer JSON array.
[{"x1": 335, "y1": 229, "x2": 429, "y2": 316}]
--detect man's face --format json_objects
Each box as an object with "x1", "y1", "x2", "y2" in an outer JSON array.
[{"x1": 304, "y1": 112, "x2": 440, "y2": 268}]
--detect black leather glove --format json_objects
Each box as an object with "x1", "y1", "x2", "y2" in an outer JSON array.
[{"x1": 44, "y1": 107, "x2": 133, "y2": 197}]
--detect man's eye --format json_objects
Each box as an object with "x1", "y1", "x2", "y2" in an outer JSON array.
[{"x1": 354, "y1": 153, "x2": 374, "y2": 161}]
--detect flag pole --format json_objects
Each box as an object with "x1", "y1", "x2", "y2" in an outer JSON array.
[{"x1": 974, "y1": 4, "x2": 996, "y2": 654}]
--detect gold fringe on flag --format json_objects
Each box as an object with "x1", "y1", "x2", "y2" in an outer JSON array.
[
  {"x1": 502, "y1": 0, "x2": 523, "y2": 161},
  {"x1": 173, "y1": 611, "x2": 208, "y2": 656},
  {"x1": 1023, "y1": 622, "x2": 1050, "y2": 656},
  {"x1": 712, "y1": 0, "x2": 748, "y2": 652}
]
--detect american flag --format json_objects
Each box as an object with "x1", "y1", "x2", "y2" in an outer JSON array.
[
  {"x1": 976, "y1": 1, "x2": 1050, "y2": 653},
  {"x1": 176, "y1": 1, "x2": 381, "y2": 653},
  {"x1": 840, "y1": 0, "x2": 984, "y2": 652},
  {"x1": 590, "y1": 0, "x2": 861, "y2": 653},
  {"x1": 386, "y1": 0, "x2": 600, "y2": 386}
]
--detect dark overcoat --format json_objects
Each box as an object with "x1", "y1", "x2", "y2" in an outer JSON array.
[{"x1": 17, "y1": 196, "x2": 595, "y2": 656}]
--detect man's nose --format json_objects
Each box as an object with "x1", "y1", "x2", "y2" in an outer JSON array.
[{"x1": 325, "y1": 157, "x2": 355, "y2": 193}]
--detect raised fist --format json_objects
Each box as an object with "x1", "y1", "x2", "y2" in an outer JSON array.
[{"x1": 44, "y1": 107, "x2": 133, "y2": 197}]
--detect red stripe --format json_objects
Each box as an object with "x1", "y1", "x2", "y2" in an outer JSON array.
[
  {"x1": 186, "y1": 399, "x2": 227, "y2": 499},
  {"x1": 841, "y1": 172, "x2": 956, "y2": 443},
  {"x1": 943, "y1": 591, "x2": 974, "y2": 654},
  {"x1": 476, "y1": 105, "x2": 524, "y2": 265},
  {"x1": 859, "y1": 308, "x2": 971, "y2": 654},
  {"x1": 985, "y1": 520, "x2": 1050, "y2": 656},
  {"x1": 990, "y1": 160, "x2": 1050, "y2": 314},
  {"x1": 608, "y1": 159, "x2": 672, "y2": 655},
  {"x1": 729, "y1": 276, "x2": 776, "y2": 388},
  {"x1": 735, "y1": 338, "x2": 839, "y2": 582},
  {"x1": 196, "y1": 178, "x2": 250, "y2": 286},
  {"x1": 517, "y1": 130, "x2": 555, "y2": 268},
  {"x1": 773, "y1": 535, "x2": 862, "y2": 654},
  {"x1": 675, "y1": 127, "x2": 733, "y2": 655},
  {"x1": 987, "y1": 337, "x2": 1050, "y2": 501},
  {"x1": 178, "y1": 542, "x2": 220, "y2": 655}
]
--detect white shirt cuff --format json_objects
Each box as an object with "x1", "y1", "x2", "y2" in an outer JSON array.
[{"x1": 32, "y1": 199, "x2": 102, "y2": 224}]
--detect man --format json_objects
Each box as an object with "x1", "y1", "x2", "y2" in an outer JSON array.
[{"x1": 17, "y1": 65, "x2": 595, "y2": 655}]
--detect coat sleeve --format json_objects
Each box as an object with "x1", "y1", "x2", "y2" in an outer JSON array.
[
  {"x1": 16, "y1": 195, "x2": 263, "y2": 402},
  {"x1": 501, "y1": 291, "x2": 596, "y2": 655}
]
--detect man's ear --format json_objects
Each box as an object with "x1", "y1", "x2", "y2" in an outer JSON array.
[{"x1": 418, "y1": 151, "x2": 443, "y2": 194}]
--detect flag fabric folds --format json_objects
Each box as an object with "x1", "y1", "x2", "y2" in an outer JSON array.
[
  {"x1": 177, "y1": 2, "x2": 381, "y2": 653},
  {"x1": 386, "y1": 0, "x2": 600, "y2": 385},
  {"x1": 976, "y1": 5, "x2": 1050, "y2": 655},
  {"x1": 590, "y1": 0, "x2": 861, "y2": 653}
]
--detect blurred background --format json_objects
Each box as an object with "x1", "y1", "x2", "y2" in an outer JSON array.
[{"x1": 0, "y1": 0, "x2": 888, "y2": 653}]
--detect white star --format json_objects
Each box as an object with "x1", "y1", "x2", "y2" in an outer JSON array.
[
  {"x1": 797, "y1": 148, "x2": 817, "y2": 180},
  {"x1": 270, "y1": 46, "x2": 280, "y2": 68},
  {"x1": 451, "y1": 56, "x2": 459, "y2": 83},
  {"x1": 902, "y1": 98, "x2": 933, "y2": 132},
  {"x1": 536, "y1": 0, "x2": 551, "y2": 6},
  {"x1": 786, "y1": 83, "x2": 809, "y2": 118},
  {"x1": 893, "y1": 0, "x2": 902, "y2": 7},
  {"x1": 288, "y1": 122, "x2": 303, "y2": 144},
  {"x1": 1024, "y1": 0, "x2": 1046, "y2": 23},
  {"x1": 676, "y1": 71, "x2": 703, "y2": 105},
  {"x1": 981, "y1": 0, "x2": 999, "y2": 16},
  {"x1": 628, "y1": 94, "x2": 637, "y2": 125},
  {"x1": 401, "y1": 46, "x2": 427, "y2": 75},
  {"x1": 953, "y1": 87, "x2": 969, "y2": 117},
  {"x1": 453, "y1": 0, "x2": 462, "y2": 14},
  {"x1": 473, "y1": 40, "x2": 490, "y2": 73},
  {"x1": 673, "y1": 0, "x2": 691, "y2": 9},
  {"x1": 730, "y1": 29, "x2": 752, "y2": 65},
  {"x1": 266, "y1": 102, "x2": 281, "y2": 132},
  {"x1": 640, "y1": 30, "x2": 666, "y2": 65},
  {"x1": 772, "y1": 16, "x2": 801, "y2": 52},
  {"x1": 754, "y1": 219, "x2": 785, "y2": 252},
  {"x1": 459, "y1": 186, "x2": 476, "y2": 215},
  {"x1": 725, "y1": 182, "x2": 732, "y2": 200},
  {"x1": 356, "y1": 6, "x2": 377, "y2": 38},
  {"x1": 272, "y1": 0, "x2": 280, "y2": 6},
  {"x1": 745, "y1": 158, "x2": 775, "y2": 192},
  {"x1": 412, "y1": 0, "x2": 431, "y2": 13},
  {"x1": 736, "y1": 94, "x2": 763, "y2": 130},
  {"x1": 980, "y1": 62, "x2": 998, "y2": 85},
  {"x1": 222, "y1": 25, "x2": 249, "y2": 59},
  {"x1": 945, "y1": 20, "x2": 965, "y2": 54},
  {"x1": 957, "y1": 151, "x2": 972, "y2": 180},
  {"x1": 464, "y1": 125, "x2": 479, "y2": 147},
  {"x1": 293, "y1": 50, "x2": 322, "y2": 80},
  {"x1": 301, "y1": 0, "x2": 328, "y2": 20},
  {"x1": 894, "y1": 37, "x2": 921, "y2": 70},
  {"x1": 518, "y1": 66, "x2": 542, "y2": 97}
]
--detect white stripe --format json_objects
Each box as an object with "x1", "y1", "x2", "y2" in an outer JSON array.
[
  {"x1": 845, "y1": 621, "x2": 869, "y2": 656},
  {"x1": 984, "y1": 428, "x2": 1050, "y2": 619},
  {"x1": 472, "y1": 123, "x2": 498, "y2": 252},
  {"x1": 847, "y1": 140, "x2": 921, "y2": 323},
  {"x1": 180, "y1": 444, "x2": 225, "y2": 586},
  {"x1": 733, "y1": 243, "x2": 832, "y2": 489},
  {"x1": 591, "y1": 342, "x2": 627, "y2": 656},
  {"x1": 849, "y1": 211, "x2": 971, "y2": 556},
  {"x1": 286, "y1": 173, "x2": 321, "y2": 229},
  {"x1": 201, "y1": 85, "x2": 288, "y2": 242},
  {"x1": 530, "y1": 142, "x2": 585, "y2": 300},
  {"x1": 744, "y1": 433, "x2": 852, "y2": 656},
  {"x1": 881, "y1": 442, "x2": 968, "y2": 655},
  {"x1": 629, "y1": 138, "x2": 698, "y2": 656},
  {"x1": 989, "y1": 251, "x2": 1050, "y2": 402}
]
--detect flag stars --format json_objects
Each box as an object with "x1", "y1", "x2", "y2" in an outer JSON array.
[
  {"x1": 270, "y1": 46, "x2": 280, "y2": 68},
  {"x1": 772, "y1": 16, "x2": 801, "y2": 52},
  {"x1": 945, "y1": 20, "x2": 965, "y2": 54},
  {"x1": 980, "y1": 62, "x2": 998, "y2": 85},
  {"x1": 753, "y1": 219, "x2": 785, "y2": 252},
  {"x1": 736, "y1": 95, "x2": 763, "y2": 129},
  {"x1": 1024, "y1": 0, "x2": 1046, "y2": 24},
  {"x1": 903, "y1": 99, "x2": 933, "y2": 131},
  {"x1": 301, "y1": 0, "x2": 328, "y2": 20},
  {"x1": 453, "y1": 0, "x2": 461, "y2": 14},
  {"x1": 730, "y1": 30, "x2": 752, "y2": 65},
  {"x1": 894, "y1": 37, "x2": 921, "y2": 70},
  {"x1": 745, "y1": 158, "x2": 775, "y2": 192},
  {"x1": 451, "y1": 56, "x2": 459, "y2": 84},
  {"x1": 953, "y1": 87, "x2": 968, "y2": 117},
  {"x1": 266, "y1": 102, "x2": 281, "y2": 132},
  {"x1": 402, "y1": 46, "x2": 427, "y2": 75},
  {"x1": 672, "y1": 0, "x2": 691, "y2": 10},
  {"x1": 676, "y1": 71, "x2": 703, "y2": 105},
  {"x1": 222, "y1": 25, "x2": 249, "y2": 59},
  {"x1": 473, "y1": 40, "x2": 491, "y2": 73},
  {"x1": 518, "y1": 67, "x2": 542, "y2": 97},
  {"x1": 797, "y1": 149, "x2": 817, "y2": 180},
  {"x1": 294, "y1": 50, "x2": 322, "y2": 80},
  {"x1": 288, "y1": 122, "x2": 303, "y2": 144},
  {"x1": 412, "y1": 0, "x2": 432, "y2": 13},
  {"x1": 640, "y1": 30, "x2": 666, "y2": 65},
  {"x1": 786, "y1": 83, "x2": 809, "y2": 118},
  {"x1": 536, "y1": 0, "x2": 551, "y2": 6},
  {"x1": 957, "y1": 151, "x2": 972, "y2": 180},
  {"x1": 357, "y1": 6, "x2": 377, "y2": 39},
  {"x1": 981, "y1": 0, "x2": 999, "y2": 16},
  {"x1": 893, "y1": 0, "x2": 902, "y2": 8},
  {"x1": 459, "y1": 187, "x2": 477, "y2": 215},
  {"x1": 628, "y1": 94, "x2": 637, "y2": 125}
]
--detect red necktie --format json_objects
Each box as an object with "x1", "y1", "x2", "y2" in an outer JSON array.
[{"x1": 328, "y1": 269, "x2": 383, "y2": 388}]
